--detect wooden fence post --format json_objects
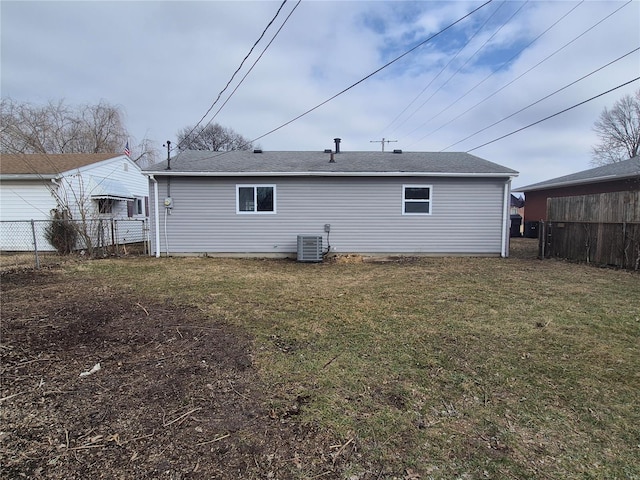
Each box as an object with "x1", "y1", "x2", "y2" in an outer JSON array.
[{"x1": 538, "y1": 220, "x2": 545, "y2": 259}]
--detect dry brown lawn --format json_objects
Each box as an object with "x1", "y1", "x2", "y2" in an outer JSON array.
[{"x1": 2, "y1": 239, "x2": 639, "y2": 479}]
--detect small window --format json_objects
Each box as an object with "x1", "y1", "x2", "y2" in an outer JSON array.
[
  {"x1": 97, "y1": 198, "x2": 115, "y2": 214},
  {"x1": 128, "y1": 197, "x2": 144, "y2": 217},
  {"x1": 402, "y1": 185, "x2": 432, "y2": 215},
  {"x1": 236, "y1": 185, "x2": 276, "y2": 214}
]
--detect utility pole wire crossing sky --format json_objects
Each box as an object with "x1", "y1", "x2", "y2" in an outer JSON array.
[
  {"x1": 466, "y1": 77, "x2": 640, "y2": 153},
  {"x1": 370, "y1": 138, "x2": 398, "y2": 152},
  {"x1": 246, "y1": 0, "x2": 494, "y2": 148}
]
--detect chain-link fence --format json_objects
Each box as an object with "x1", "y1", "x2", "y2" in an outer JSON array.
[{"x1": 0, "y1": 218, "x2": 149, "y2": 270}]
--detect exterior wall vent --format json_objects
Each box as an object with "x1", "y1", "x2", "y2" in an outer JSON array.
[{"x1": 297, "y1": 235, "x2": 323, "y2": 262}]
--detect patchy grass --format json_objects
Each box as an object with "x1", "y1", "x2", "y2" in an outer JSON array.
[{"x1": 34, "y1": 240, "x2": 640, "y2": 477}]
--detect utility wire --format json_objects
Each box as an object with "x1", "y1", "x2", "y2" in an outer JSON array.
[
  {"x1": 173, "y1": 0, "x2": 492, "y2": 162},
  {"x1": 388, "y1": 1, "x2": 528, "y2": 136},
  {"x1": 413, "y1": 0, "x2": 632, "y2": 146},
  {"x1": 198, "y1": 0, "x2": 302, "y2": 137},
  {"x1": 442, "y1": 47, "x2": 640, "y2": 151},
  {"x1": 176, "y1": 0, "x2": 290, "y2": 151},
  {"x1": 246, "y1": 0, "x2": 493, "y2": 147},
  {"x1": 466, "y1": 77, "x2": 640, "y2": 153},
  {"x1": 382, "y1": 0, "x2": 510, "y2": 135},
  {"x1": 402, "y1": 0, "x2": 585, "y2": 143}
]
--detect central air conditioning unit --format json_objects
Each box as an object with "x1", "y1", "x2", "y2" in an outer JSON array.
[{"x1": 297, "y1": 235, "x2": 323, "y2": 262}]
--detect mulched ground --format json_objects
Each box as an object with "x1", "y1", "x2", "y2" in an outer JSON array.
[{"x1": 0, "y1": 267, "x2": 358, "y2": 479}]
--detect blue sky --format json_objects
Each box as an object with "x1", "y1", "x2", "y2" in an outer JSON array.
[{"x1": 1, "y1": 1, "x2": 638, "y2": 189}]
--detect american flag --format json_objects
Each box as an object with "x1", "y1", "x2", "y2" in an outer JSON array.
[{"x1": 124, "y1": 141, "x2": 131, "y2": 157}]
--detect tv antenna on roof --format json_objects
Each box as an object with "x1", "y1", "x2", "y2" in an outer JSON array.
[{"x1": 370, "y1": 138, "x2": 397, "y2": 152}]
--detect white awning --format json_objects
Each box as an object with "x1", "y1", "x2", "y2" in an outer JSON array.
[{"x1": 90, "y1": 178, "x2": 134, "y2": 201}]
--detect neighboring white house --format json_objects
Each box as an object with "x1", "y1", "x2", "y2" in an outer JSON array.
[
  {"x1": 143, "y1": 145, "x2": 519, "y2": 258},
  {"x1": 0, "y1": 153, "x2": 148, "y2": 250}
]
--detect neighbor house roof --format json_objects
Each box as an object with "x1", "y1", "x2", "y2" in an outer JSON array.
[
  {"x1": 143, "y1": 150, "x2": 518, "y2": 177},
  {"x1": 516, "y1": 156, "x2": 640, "y2": 192},
  {"x1": 510, "y1": 194, "x2": 525, "y2": 208},
  {"x1": 0, "y1": 153, "x2": 124, "y2": 178}
]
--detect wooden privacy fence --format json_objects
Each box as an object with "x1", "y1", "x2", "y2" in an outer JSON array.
[{"x1": 539, "y1": 190, "x2": 640, "y2": 270}]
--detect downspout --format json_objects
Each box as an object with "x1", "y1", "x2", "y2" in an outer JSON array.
[
  {"x1": 500, "y1": 179, "x2": 511, "y2": 258},
  {"x1": 149, "y1": 175, "x2": 161, "y2": 258},
  {"x1": 50, "y1": 178, "x2": 62, "y2": 208}
]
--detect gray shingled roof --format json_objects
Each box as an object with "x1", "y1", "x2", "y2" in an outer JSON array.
[
  {"x1": 143, "y1": 150, "x2": 518, "y2": 176},
  {"x1": 516, "y1": 156, "x2": 640, "y2": 191}
]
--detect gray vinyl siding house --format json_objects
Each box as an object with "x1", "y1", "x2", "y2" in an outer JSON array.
[{"x1": 143, "y1": 149, "x2": 518, "y2": 257}]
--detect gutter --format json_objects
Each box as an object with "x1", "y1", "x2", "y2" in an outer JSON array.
[
  {"x1": 1, "y1": 174, "x2": 57, "y2": 181},
  {"x1": 143, "y1": 171, "x2": 518, "y2": 178},
  {"x1": 149, "y1": 175, "x2": 161, "y2": 258},
  {"x1": 515, "y1": 173, "x2": 639, "y2": 192},
  {"x1": 501, "y1": 179, "x2": 511, "y2": 258}
]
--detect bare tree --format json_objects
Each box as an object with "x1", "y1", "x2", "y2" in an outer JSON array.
[
  {"x1": 1, "y1": 98, "x2": 127, "y2": 154},
  {"x1": 176, "y1": 123, "x2": 255, "y2": 151},
  {"x1": 131, "y1": 136, "x2": 159, "y2": 168},
  {"x1": 591, "y1": 89, "x2": 640, "y2": 165},
  {"x1": 78, "y1": 101, "x2": 127, "y2": 153}
]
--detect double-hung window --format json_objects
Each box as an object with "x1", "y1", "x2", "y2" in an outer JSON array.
[
  {"x1": 127, "y1": 197, "x2": 148, "y2": 217},
  {"x1": 402, "y1": 185, "x2": 432, "y2": 215},
  {"x1": 236, "y1": 185, "x2": 276, "y2": 214}
]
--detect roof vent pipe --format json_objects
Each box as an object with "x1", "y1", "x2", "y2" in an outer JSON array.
[
  {"x1": 329, "y1": 153, "x2": 335, "y2": 163},
  {"x1": 334, "y1": 138, "x2": 341, "y2": 153}
]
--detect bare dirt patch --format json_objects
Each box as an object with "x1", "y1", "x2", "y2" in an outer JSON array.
[{"x1": 0, "y1": 268, "x2": 350, "y2": 479}]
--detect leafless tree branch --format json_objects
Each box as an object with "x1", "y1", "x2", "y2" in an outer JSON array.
[
  {"x1": 591, "y1": 89, "x2": 640, "y2": 165},
  {"x1": 176, "y1": 123, "x2": 255, "y2": 152}
]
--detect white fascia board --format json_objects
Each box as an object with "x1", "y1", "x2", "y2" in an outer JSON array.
[
  {"x1": 0, "y1": 173, "x2": 57, "y2": 181},
  {"x1": 143, "y1": 171, "x2": 518, "y2": 178}
]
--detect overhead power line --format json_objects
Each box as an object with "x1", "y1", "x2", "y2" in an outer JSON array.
[
  {"x1": 387, "y1": 0, "x2": 528, "y2": 137},
  {"x1": 246, "y1": 0, "x2": 493, "y2": 147},
  {"x1": 466, "y1": 77, "x2": 640, "y2": 153},
  {"x1": 382, "y1": 0, "x2": 512, "y2": 135},
  {"x1": 413, "y1": 0, "x2": 632, "y2": 145},
  {"x1": 442, "y1": 47, "x2": 640, "y2": 151},
  {"x1": 403, "y1": 0, "x2": 585, "y2": 143},
  {"x1": 176, "y1": 0, "x2": 290, "y2": 151},
  {"x1": 198, "y1": 0, "x2": 302, "y2": 137}
]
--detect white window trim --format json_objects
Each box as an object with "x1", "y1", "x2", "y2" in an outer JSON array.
[
  {"x1": 236, "y1": 184, "x2": 277, "y2": 214},
  {"x1": 402, "y1": 184, "x2": 432, "y2": 215}
]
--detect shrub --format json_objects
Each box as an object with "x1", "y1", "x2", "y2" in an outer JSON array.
[{"x1": 45, "y1": 210, "x2": 78, "y2": 254}]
